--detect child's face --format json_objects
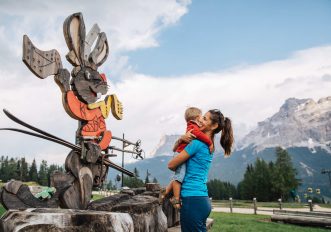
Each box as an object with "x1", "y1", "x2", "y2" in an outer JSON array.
[{"x1": 195, "y1": 114, "x2": 203, "y2": 126}]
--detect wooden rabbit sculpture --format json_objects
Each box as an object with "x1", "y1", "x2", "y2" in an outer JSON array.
[{"x1": 0, "y1": 12, "x2": 125, "y2": 210}]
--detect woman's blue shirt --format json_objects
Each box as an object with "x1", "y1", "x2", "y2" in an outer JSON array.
[{"x1": 181, "y1": 139, "x2": 213, "y2": 197}]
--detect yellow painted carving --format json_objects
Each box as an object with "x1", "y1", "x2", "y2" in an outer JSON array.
[
  {"x1": 87, "y1": 95, "x2": 111, "y2": 118},
  {"x1": 111, "y1": 94, "x2": 123, "y2": 120},
  {"x1": 87, "y1": 94, "x2": 123, "y2": 120}
]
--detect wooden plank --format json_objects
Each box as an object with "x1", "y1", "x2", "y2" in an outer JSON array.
[
  {"x1": 89, "y1": 32, "x2": 108, "y2": 67},
  {"x1": 273, "y1": 210, "x2": 331, "y2": 218},
  {"x1": 272, "y1": 214, "x2": 331, "y2": 227},
  {"x1": 84, "y1": 24, "x2": 100, "y2": 61},
  {"x1": 22, "y1": 35, "x2": 62, "y2": 79}
]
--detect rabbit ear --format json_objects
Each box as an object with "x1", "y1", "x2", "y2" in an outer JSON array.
[
  {"x1": 63, "y1": 12, "x2": 86, "y2": 66},
  {"x1": 89, "y1": 32, "x2": 109, "y2": 68},
  {"x1": 84, "y1": 24, "x2": 100, "y2": 62}
]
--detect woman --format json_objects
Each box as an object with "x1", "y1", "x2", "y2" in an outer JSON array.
[{"x1": 168, "y1": 109, "x2": 234, "y2": 232}]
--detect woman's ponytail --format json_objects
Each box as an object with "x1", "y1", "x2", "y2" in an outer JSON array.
[
  {"x1": 208, "y1": 109, "x2": 234, "y2": 157},
  {"x1": 220, "y1": 117, "x2": 234, "y2": 157}
]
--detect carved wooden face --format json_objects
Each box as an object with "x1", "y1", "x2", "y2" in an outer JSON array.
[{"x1": 72, "y1": 67, "x2": 108, "y2": 104}]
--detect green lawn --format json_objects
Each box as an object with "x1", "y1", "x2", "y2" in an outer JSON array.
[
  {"x1": 0, "y1": 204, "x2": 5, "y2": 217},
  {"x1": 210, "y1": 212, "x2": 330, "y2": 232},
  {"x1": 92, "y1": 194, "x2": 104, "y2": 201}
]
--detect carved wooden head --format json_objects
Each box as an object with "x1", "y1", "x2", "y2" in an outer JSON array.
[{"x1": 63, "y1": 13, "x2": 109, "y2": 104}]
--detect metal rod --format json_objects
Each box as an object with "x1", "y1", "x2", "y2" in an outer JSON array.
[
  {"x1": 121, "y1": 133, "x2": 125, "y2": 187},
  {"x1": 112, "y1": 136, "x2": 136, "y2": 146},
  {"x1": 3, "y1": 109, "x2": 71, "y2": 145},
  {"x1": 109, "y1": 146, "x2": 141, "y2": 155},
  {"x1": 0, "y1": 128, "x2": 81, "y2": 151},
  {"x1": 102, "y1": 159, "x2": 134, "y2": 177}
]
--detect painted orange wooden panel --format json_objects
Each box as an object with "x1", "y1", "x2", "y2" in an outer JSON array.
[
  {"x1": 98, "y1": 130, "x2": 112, "y2": 150},
  {"x1": 66, "y1": 91, "x2": 101, "y2": 120}
]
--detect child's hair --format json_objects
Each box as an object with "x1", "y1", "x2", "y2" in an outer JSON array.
[{"x1": 185, "y1": 107, "x2": 202, "y2": 122}]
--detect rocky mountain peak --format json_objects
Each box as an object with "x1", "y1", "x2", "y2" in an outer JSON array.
[
  {"x1": 239, "y1": 96, "x2": 331, "y2": 152},
  {"x1": 150, "y1": 134, "x2": 179, "y2": 157}
]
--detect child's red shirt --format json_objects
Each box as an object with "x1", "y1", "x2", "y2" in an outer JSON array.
[{"x1": 176, "y1": 120, "x2": 213, "y2": 153}]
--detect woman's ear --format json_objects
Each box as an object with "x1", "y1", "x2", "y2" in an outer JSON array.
[{"x1": 211, "y1": 123, "x2": 218, "y2": 131}]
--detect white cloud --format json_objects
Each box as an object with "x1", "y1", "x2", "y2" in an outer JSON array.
[
  {"x1": 0, "y1": 1, "x2": 330, "y2": 167},
  {"x1": 1, "y1": 45, "x2": 331, "y2": 165},
  {"x1": 108, "y1": 45, "x2": 331, "y2": 157},
  {"x1": 0, "y1": 0, "x2": 191, "y2": 166}
]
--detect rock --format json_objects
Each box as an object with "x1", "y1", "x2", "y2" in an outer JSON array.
[
  {"x1": 145, "y1": 183, "x2": 161, "y2": 192},
  {"x1": 120, "y1": 187, "x2": 146, "y2": 196},
  {"x1": 89, "y1": 194, "x2": 167, "y2": 232},
  {"x1": 141, "y1": 190, "x2": 159, "y2": 198},
  {"x1": 130, "y1": 187, "x2": 146, "y2": 195},
  {"x1": 120, "y1": 189, "x2": 135, "y2": 196},
  {"x1": 1, "y1": 188, "x2": 175, "y2": 232},
  {"x1": 88, "y1": 194, "x2": 130, "y2": 211},
  {"x1": 0, "y1": 208, "x2": 134, "y2": 232}
]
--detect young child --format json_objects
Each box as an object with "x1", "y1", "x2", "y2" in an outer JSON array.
[{"x1": 161, "y1": 107, "x2": 213, "y2": 208}]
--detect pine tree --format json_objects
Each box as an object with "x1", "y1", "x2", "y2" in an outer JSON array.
[
  {"x1": 8, "y1": 157, "x2": 18, "y2": 181},
  {"x1": 0, "y1": 156, "x2": 9, "y2": 181},
  {"x1": 123, "y1": 175, "x2": 145, "y2": 188},
  {"x1": 38, "y1": 160, "x2": 48, "y2": 186},
  {"x1": 133, "y1": 167, "x2": 139, "y2": 178},
  {"x1": 272, "y1": 147, "x2": 300, "y2": 200},
  {"x1": 28, "y1": 159, "x2": 38, "y2": 182},
  {"x1": 106, "y1": 179, "x2": 114, "y2": 190},
  {"x1": 145, "y1": 169, "x2": 150, "y2": 184},
  {"x1": 240, "y1": 164, "x2": 255, "y2": 200},
  {"x1": 20, "y1": 158, "x2": 29, "y2": 182},
  {"x1": 152, "y1": 177, "x2": 158, "y2": 183},
  {"x1": 253, "y1": 158, "x2": 272, "y2": 201}
]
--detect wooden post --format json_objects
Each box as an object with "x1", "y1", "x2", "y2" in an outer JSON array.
[
  {"x1": 121, "y1": 133, "x2": 125, "y2": 187},
  {"x1": 229, "y1": 197, "x2": 233, "y2": 213},
  {"x1": 278, "y1": 198, "x2": 282, "y2": 210},
  {"x1": 308, "y1": 199, "x2": 313, "y2": 212},
  {"x1": 253, "y1": 198, "x2": 257, "y2": 215}
]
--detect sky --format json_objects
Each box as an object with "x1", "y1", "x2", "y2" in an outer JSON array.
[{"x1": 0, "y1": 0, "x2": 331, "y2": 166}]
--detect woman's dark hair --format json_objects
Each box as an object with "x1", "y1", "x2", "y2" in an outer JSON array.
[{"x1": 208, "y1": 109, "x2": 234, "y2": 156}]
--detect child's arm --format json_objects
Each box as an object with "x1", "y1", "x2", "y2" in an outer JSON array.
[
  {"x1": 189, "y1": 125, "x2": 212, "y2": 146},
  {"x1": 189, "y1": 125, "x2": 213, "y2": 152},
  {"x1": 173, "y1": 130, "x2": 196, "y2": 152}
]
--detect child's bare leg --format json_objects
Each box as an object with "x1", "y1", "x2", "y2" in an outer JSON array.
[
  {"x1": 165, "y1": 180, "x2": 174, "y2": 196},
  {"x1": 159, "y1": 180, "x2": 174, "y2": 204},
  {"x1": 172, "y1": 180, "x2": 181, "y2": 208}
]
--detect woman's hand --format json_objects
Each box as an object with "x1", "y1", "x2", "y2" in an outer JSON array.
[{"x1": 168, "y1": 150, "x2": 190, "y2": 171}]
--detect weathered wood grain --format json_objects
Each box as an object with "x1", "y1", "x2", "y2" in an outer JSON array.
[{"x1": 22, "y1": 35, "x2": 62, "y2": 79}]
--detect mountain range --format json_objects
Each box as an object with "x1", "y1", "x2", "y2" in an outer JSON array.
[{"x1": 110, "y1": 96, "x2": 331, "y2": 198}]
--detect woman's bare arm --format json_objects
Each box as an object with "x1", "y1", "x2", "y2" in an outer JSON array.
[{"x1": 168, "y1": 150, "x2": 190, "y2": 171}]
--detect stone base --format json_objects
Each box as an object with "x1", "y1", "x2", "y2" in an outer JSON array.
[
  {"x1": 0, "y1": 184, "x2": 174, "y2": 232},
  {"x1": 0, "y1": 208, "x2": 134, "y2": 232},
  {"x1": 88, "y1": 194, "x2": 167, "y2": 232}
]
